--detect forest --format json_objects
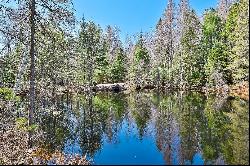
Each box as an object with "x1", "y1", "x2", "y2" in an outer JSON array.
[
  {"x1": 0, "y1": 0, "x2": 249, "y2": 165},
  {"x1": 0, "y1": 0, "x2": 249, "y2": 98}
]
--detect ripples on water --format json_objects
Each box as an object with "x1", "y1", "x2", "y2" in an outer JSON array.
[{"x1": 15, "y1": 91, "x2": 250, "y2": 165}]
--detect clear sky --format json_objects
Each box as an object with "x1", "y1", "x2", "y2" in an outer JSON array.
[{"x1": 72, "y1": 0, "x2": 218, "y2": 41}]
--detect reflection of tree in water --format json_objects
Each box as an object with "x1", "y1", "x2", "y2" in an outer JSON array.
[
  {"x1": 164, "y1": 92, "x2": 249, "y2": 165},
  {"x1": 154, "y1": 91, "x2": 178, "y2": 165},
  {"x1": 211, "y1": 93, "x2": 229, "y2": 111},
  {"x1": 153, "y1": 91, "x2": 216, "y2": 165},
  {"x1": 177, "y1": 92, "x2": 206, "y2": 164},
  {"x1": 196, "y1": 94, "x2": 249, "y2": 165},
  {"x1": 128, "y1": 92, "x2": 151, "y2": 139},
  {"x1": 30, "y1": 91, "x2": 248, "y2": 165},
  {"x1": 199, "y1": 94, "x2": 232, "y2": 164},
  {"x1": 35, "y1": 93, "x2": 72, "y2": 153},
  {"x1": 95, "y1": 93, "x2": 126, "y2": 143},
  {"x1": 223, "y1": 98, "x2": 249, "y2": 165},
  {"x1": 78, "y1": 92, "x2": 103, "y2": 157},
  {"x1": 77, "y1": 92, "x2": 127, "y2": 157}
]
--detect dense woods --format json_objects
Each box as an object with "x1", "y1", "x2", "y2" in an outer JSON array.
[
  {"x1": 0, "y1": 0, "x2": 249, "y2": 93},
  {"x1": 0, "y1": 0, "x2": 249, "y2": 165},
  {"x1": 0, "y1": 0, "x2": 248, "y2": 132}
]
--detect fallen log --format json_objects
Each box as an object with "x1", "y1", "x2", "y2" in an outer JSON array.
[{"x1": 93, "y1": 83, "x2": 127, "y2": 92}]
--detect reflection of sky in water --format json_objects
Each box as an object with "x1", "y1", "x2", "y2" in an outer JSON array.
[
  {"x1": 186, "y1": 153, "x2": 204, "y2": 165},
  {"x1": 63, "y1": 116, "x2": 205, "y2": 165},
  {"x1": 172, "y1": 133, "x2": 181, "y2": 165},
  {"x1": 64, "y1": 139, "x2": 82, "y2": 156},
  {"x1": 63, "y1": 119, "x2": 164, "y2": 164},
  {"x1": 53, "y1": 92, "x2": 249, "y2": 165},
  {"x1": 89, "y1": 120, "x2": 165, "y2": 165},
  {"x1": 91, "y1": 121, "x2": 164, "y2": 164}
]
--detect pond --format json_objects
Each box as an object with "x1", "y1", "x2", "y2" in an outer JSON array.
[{"x1": 13, "y1": 91, "x2": 250, "y2": 165}]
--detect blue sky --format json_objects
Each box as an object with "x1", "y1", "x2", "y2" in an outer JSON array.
[{"x1": 73, "y1": 0, "x2": 218, "y2": 41}]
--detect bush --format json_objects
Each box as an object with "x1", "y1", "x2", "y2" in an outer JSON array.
[{"x1": 0, "y1": 88, "x2": 20, "y2": 101}]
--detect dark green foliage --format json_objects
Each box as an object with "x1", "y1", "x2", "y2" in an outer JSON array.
[
  {"x1": 134, "y1": 34, "x2": 150, "y2": 66},
  {"x1": 110, "y1": 48, "x2": 127, "y2": 83},
  {"x1": 180, "y1": 10, "x2": 203, "y2": 87},
  {"x1": 201, "y1": 9, "x2": 231, "y2": 87},
  {"x1": 129, "y1": 33, "x2": 151, "y2": 88},
  {"x1": 0, "y1": 46, "x2": 22, "y2": 88}
]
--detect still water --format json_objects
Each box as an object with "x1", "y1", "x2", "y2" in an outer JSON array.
[{"x1": 29, "y1": 91, "x2": 248, "y2": 165}]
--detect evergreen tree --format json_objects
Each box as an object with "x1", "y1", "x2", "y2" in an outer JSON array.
[
  {"x1": 78, "y1": 20, "x2": 103, "y2": 86},
  {"x1": 154, "y1": 0, "x2": 175, "y2": 86},
  {"x1": 173, "y1": 0, "x2": 190, "y2": 88},
  {"x1": 0, "y1": 0, "x2": 75, "y2": 124},
  {"x1": 228, "y1": 0, "x2": 249, "y2": 84},
  {"x1": 110, "y1": 48, "x2": 127, "y2": 83},
  {"x1": 180, "y1": 10, "x2": 203, "y2": 87},
  {"x1": 129, "y1": 32, "x2": 150, "y2": 88},
  {"x1": 201, "y1": 9, "x2": 229, "y2": 88}
]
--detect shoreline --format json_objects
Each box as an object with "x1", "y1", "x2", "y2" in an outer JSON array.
[{"x1": 8, "y1": 81, "x2": 249, "y2": 101}]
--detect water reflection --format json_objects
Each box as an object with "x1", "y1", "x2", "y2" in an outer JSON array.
[{"x1": 30, "y1": 91, "x2": 248, "y2": 165}]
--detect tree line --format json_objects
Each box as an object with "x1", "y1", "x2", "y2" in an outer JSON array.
[{"x1": 0, "y1": 0, "x2": 249, "y2": 91}]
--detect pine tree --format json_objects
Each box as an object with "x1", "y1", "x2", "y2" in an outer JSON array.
[
  {"x1": 180, "y1": 10, "x2": 202, "y2": 88},
  {"x1": 104, "y1": 25, "x2": 125, "y2": 82},
  {"x1": 0, "y1": 0, "x2": 75, "y2": 124},
  {"x1": 130, "y1": 32, "x2": 150, "y2": 88},
  {"x1": 154, "y1": 0, "x2": 176, "y2": 86},
  {"x1": 78, "y1": 20, "x2": 102, "y2": 86},
  {"x1": 228, "y1": 0, "x2": 249, "y2": 84},
  {"x1": 201, "y1": 9, "x2": 229, "y2": 88},
  {"x1": 110, "y1": 47, "x2": 127, "y2": 83},
  {"x1": 174, "y1": 0, "x2": 190, "y2": 88}
]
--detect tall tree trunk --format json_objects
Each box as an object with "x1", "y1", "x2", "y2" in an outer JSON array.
[
  {"x1": 157, "y1": 67, "x2": 160, "y2": 89},
  {"x1": 170, "y1": 25, "x2": 173, "y2": 89},
  {"x1": 29, "y1": 0, "x2": 36, "y2": 125}
]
